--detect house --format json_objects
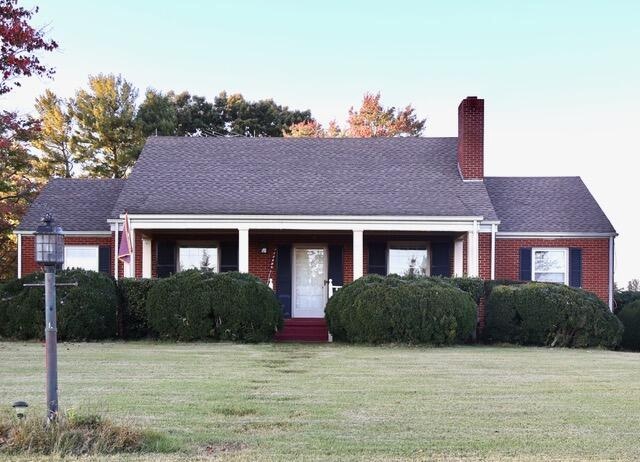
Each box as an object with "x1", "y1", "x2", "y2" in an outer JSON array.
[{"x1": 15, "y1": 97, "x2": 616, "y2": 341}]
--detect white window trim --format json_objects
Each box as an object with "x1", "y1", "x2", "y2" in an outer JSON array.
[
  {"x1": 176, "y1": 240, "x2": 219, "y2": 273},
  {"x1": 387, "y1": 241, "x2": 431, "y2": 277},
  {"x1": 531, "y1": 247, "x2": 569, "y2": 285},
  {"x1": 63, "y1": 245, "x2": 100, "y2": 271}
]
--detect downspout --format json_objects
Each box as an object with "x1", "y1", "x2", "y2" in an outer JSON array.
[
  {"x1": 609, "y1": 236, "x2": 615, "y2": 311},
  {"x1": 17, "y1": 233, "x2": 22, "y2": 279},
  {"x1": 490, "y1": 223, "x2": 496, "y2": 280}
]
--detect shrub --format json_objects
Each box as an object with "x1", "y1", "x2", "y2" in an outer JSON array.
[
  {"x1": 325, "y1": 274, "x2": 477, "y2": 344},
  {"x1": 485, "y1": 283, "x2": 622, "y2": 348},
  {"x1": 116, "y1": 278, "x2": 157, "y2": 338},
  {"x1": 449, "y1": 277, "x2": 484, "y2": 304},
  {"x1": 146, "y1": 270, "x2": 282, "y2": 342},
  {"x1": 0, "y1": 270, "x2": 117, "y2": 341},
  {"x1": 614, "y1": 290, "x2": 640, "y2": 314},
  {"x1": 617, "y1": 300, "x2": 640, "y2": 351},
  {"x1": 0, "y1": 409, "x2": 153, "y2": 456}
]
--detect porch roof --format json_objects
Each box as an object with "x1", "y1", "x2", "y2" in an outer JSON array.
[{"x1": 111, "y1": 137, "x2": 499, "y2": 220}]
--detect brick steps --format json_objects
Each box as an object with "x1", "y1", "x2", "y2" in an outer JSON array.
[{"x1": 275, "y1": 318, "x2": 329, "y2": 342}]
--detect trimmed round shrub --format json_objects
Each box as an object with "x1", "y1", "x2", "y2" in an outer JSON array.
[
  {"x1": 116, "y1": 278, "x2": 158, "y2": 338},
  {"x1": 146, "y1": 270, "x2": 282, "y2": 342},
  {"x1": 146, "y1": 270, "x2": 213, "y2": 340},
  {"x1": 485, "y1": 283, "x2": 622, "y2": 348},
  {"x1": 0, "y1": 269, "x2": 117, "y2": 341},
  {"x1": 617, "y1": 300, "x2": 640, "y2": 351},
  {"x1": 325, "y1": 274, "x2": 477, "y2": 344},
  {"x1": 449, "y1": 277, "x2": 484, "y2": 304}
]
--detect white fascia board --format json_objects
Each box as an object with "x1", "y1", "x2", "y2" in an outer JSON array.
[
  {"x1": 124, "y1": 214, "x2": 484, "y2": 222},
  {"x1": 14, "y1": 230, "x2": 112, "y2": 236},
  {"x1": 126, "y1": 214, "x2": 485, "y2": 233},
  {"x1": 496, "y1": 232, "x2": 617, "y2": 239}
]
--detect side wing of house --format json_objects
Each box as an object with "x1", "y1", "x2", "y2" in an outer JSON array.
[
  {"x1": 14, "y1": 179, "x2": 124, "y2": 278},
  {"x1": 485, "y1": 176, "x2": 616, "y2": 309}
]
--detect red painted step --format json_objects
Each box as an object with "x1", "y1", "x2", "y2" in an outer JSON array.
[{"x1": 275, "y1": 318, "x2": 329, "y2": 342}]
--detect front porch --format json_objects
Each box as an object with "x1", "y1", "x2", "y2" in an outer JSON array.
[{"x1": 115, "y1": 215, "x2": 492, "y2": 340}]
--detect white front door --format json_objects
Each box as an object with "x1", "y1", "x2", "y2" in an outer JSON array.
[{"x1": 293, "y1": 247, "x2": 327, "y2": 318}]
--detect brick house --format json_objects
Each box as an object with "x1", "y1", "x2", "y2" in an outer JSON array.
[{"x1": 15, "y1": 96, "x2": 616, "y2": 340}]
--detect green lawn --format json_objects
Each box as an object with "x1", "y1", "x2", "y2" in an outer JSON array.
[{"x1": 1, "y1": 342, "x2": 639, "y2": 461}]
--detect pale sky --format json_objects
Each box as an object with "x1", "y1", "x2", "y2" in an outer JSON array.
[{"x1": 3, "y1": 0, "x2": 639, "y2": 285}]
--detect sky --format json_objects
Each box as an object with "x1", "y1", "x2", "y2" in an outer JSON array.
[{"x1": 3, "y1": 0, "x2": 639, "y2": 286}]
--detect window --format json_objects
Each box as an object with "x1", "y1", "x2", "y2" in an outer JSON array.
[
  {"x1": 178, "y1": 244, "x2": 218, "y2": 272},
  {"x1": 532, "y1": 248, "x2": 568, "y2": 284},
  {"x1": 388, "y1": 244, "x2": 429, "y2": 277},
  {"x1": 63, "y1": 246, "x2": 99, "y2": 271}
]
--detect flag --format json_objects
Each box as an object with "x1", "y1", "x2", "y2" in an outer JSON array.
[{"x1": 118, "y1": 211, "x2": 132, "y2": 264}]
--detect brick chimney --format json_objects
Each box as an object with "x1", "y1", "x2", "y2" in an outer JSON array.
[{"x1": 457, "y1": 96, "x2": 484, "y2": 180}]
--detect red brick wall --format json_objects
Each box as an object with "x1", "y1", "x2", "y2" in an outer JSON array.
[
  {"x1": 495, "y1": 238, "x2": 611, "y2": 302},
  {"x1": 457, "y1": 96, "x2": 484, "y2": 180},
  {"x1": 21, "y1": 234, "x2": 114, "y2": 277},
  {"x1": 479, "y1": 233, "x2": 492, "y2": 280}
]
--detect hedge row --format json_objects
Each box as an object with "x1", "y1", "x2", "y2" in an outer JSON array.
[
  {"x1": 0, "y1": 269, "x2": 117, "y2": 341},
  {"x1": 0, "y1": 270, "x2": 282, "y2": 342},
  {"x1": 325, "y1": 275, "x2": 477, "y2": 344},
  {"x1": 485, "y1": 283, "x2": 622, "y2": 348}
]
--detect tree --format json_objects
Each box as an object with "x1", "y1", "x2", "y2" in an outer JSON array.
[
  {"x1": 347, "y1": 92, "x2": 425, "y2": 137},
  {"x1": 216, "y1": 92, "x2": 312, "y2": 137},
  {"x1": 284, "y1": 119, "x2": 325, "y2": 138},
  {"x1": 33, "y1": 89, "x2": 74, "y2": 177},
  {"x1": 628, "y1": 279, "x2": 640, "y2": 291},
  {"x1": 0, "y1": 0, "x2": 58, "y2": 95},
  {"x1": 70, "y1": 74, "x2": 144, "y2": 178},
  {"x1": 0, "y1": 0, "x2": 57, "y2": 280},
  {"x1": 171, "y1": 91, "x2": 224, "y2": 136},
  {"x1": 282, "y1": 92, "x2": 425, "y2": 138},
  {"x1": 136, "y1": 89, "x2": 177, "y2": 137}
]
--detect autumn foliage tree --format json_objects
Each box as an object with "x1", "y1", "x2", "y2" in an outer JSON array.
[
  {"x1": 284, "y1": 92, "x2": 425, "y2": 138},
  {"x1": 0, "y1": 0, "x2": 57, "y2": 279}
]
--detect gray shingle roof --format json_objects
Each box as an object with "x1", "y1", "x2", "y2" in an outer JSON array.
[
  {"x1": 111, "y1": 137, "x2": 499, "y2": 219},
  {"x1": 485, "y1": 176, "x2": 615, "y2": 233},
  {"x1": 16, "y1": 179, "x2": 125, "y2": 232}
]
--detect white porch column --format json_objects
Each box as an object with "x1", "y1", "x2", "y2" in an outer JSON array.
[
  {"x1": 467, "y1": 221, "x2": 479, "y2": 277},
  {"x1": 238, "y1": 228, "x2": 249, "y2": 273},
  {"x1": 17, "y1": 234, "x2": 22, "y2": 279},
  {"x1": 142, "y1": 237, "x2": 152, "y2": 278},
  {"x1": 352, "y1": 229, "x2": 364, "y2": 279},
  {"x1": 453, "y1": 238, "x2": 464, "y2": 277},
  {"x1": 113, "y1": 224, "x2": 119, "y2": 279}
]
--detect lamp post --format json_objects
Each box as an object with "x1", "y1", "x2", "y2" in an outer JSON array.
[{"x1": 34, "y1": 213, "x2": 64, "y2": 422}]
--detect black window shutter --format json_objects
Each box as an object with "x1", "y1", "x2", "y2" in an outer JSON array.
[
  {"x1": 431, "y1": 242, "x2": 451, "y2": 277},
  {"x1": 98, "y1": 246, "x2": 111, "y2": 274},
  {"x1": 157, "y1": 240, "x2": 176, "y2": 278},
  {"x1": 520, "y1": 247, "x2": 532, "y2": 281},
  {"x1": 276, "y1": 245, "x2": 292, "y2": 318},
  {"x1": 569, "y1": 248, "x2": 582, "y2": 288},
  {"x1": 328, "y1": 245, "x2": 344, "y2": 286},
  {"x1": 219, "y1": 242, "x2": 239, "y2": 272},
  {"x1": 368, "y1": 242, "x2": 387, "y2": 275}
]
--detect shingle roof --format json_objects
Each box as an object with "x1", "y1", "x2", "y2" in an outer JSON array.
[
  {"x1": 111, "y1": 137, "x2": 499, "y2": 219},
  {"x1": 485, "y1": 176, "x2": 615, "y2": 233},
  {"x1": 16, "y1": 179, "x2": 125, "y2": 232}
]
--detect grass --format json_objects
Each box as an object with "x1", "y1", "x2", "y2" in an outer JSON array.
[{"x1": 0, "y1": 342, "x2": 639, "y2": 461}]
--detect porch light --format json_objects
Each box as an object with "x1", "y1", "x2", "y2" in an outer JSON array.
[
  {"x1": 12, "y1": 401, "x2": 28, "y2": 419},
  {"x1": 34, "y1": 213, "x2": 64, "y2": 266},
  {"x1": 259, "y1": 243, "x2": 268, "y2": 254}
]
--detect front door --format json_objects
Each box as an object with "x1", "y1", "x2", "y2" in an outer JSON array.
[{"x1": 293, "y1": 247, "x2": 327, "y2": 318}]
